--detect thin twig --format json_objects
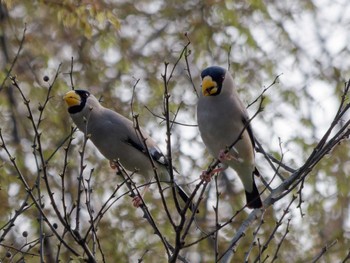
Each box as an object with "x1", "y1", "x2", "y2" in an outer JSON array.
[
  {"x1": 253, "y1": 195, "x2": 296, "y2": 263},
  {"x1": 183, "y1": 33, "x2": 198, "y2": 98},
  {"x1": 247, "y1": 73, "x2": 282, "y2": 108},
  {"x1": 214, "y1": 176, "x2": 220, "y2": 262},
  {"x1": 0, "y1": 129, "x2": 80, "y2": 257},
  {"x1": 69, "y1": 57, "x2": 75, "y2": 90},
  {"x1": 114, "y1": 162, "x2": 176, "y2": 260},
  {"x1": 309, "y1": 240, "x2": 338, "y2": 263},
  {"x1": 0, "y1": 193, "x2": 32, "y2": 242},
  {"x1": 271, "y1": 218, "x2": 291, "y2": 263},
  {"x1": 255, "y1": 138, "x2": 296, "y2": 174},
  {"x1": 161, "y1": 62, "x2": 182, "y2": 215},
  {"x1": 244, "y1": 212, "x2": 265, "y2": 263},
  {"x1": 341, "y1": 249, "x2": 350, "y2": 263},
  {"x1": 0, "y1": 24, "x2": 26, "y2": 91},
  {"x1": 144, "y1": 105, "x2": 198, "y2": 127}
]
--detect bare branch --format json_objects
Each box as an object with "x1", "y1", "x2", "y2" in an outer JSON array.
[
  {"x1": 144, "y1": 105, "x2": 198, "y2": 127},
  {"x1": 0, "y1": 24, "x2": 26, "y2": 91},
  {"x1": 341, "y1": 249, "x2": 350, "y2": 263},
  {"x1": 70, "y1": 57, "x2": 75, "y2": 90},
  {"x1": 161, "y1": 62, "x2": 182, "y2": 215},
  {"x1": 247, "y1": 73, "x2": 282, "y2": 108},
  {"x1": 0, "y1": 128, "x2": 80, "y2": 257},
  {"x1": 271, "y1": 218, "x2": 291, "y2": 263},
  {"x1": 114, "y1": 161, "x2": 175, "y2": 260},
  {"x1": 310, "y1": 240, "x2": 338, "y2": 263},
  {"x1": 183, "y1": 33, "x2": 198, "y2": 98}
]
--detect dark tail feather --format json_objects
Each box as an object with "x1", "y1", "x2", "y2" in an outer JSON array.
[
  {"x1": 175, "y1": 185, "x2": 199, "y2": 213},
  {"x1": 245, "y1": 181, "x2": 263, "y2": 209}
]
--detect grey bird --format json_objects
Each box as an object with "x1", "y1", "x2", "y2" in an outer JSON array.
[
  {"x1": 63, "y1": 89, "x2": 196, "y2": 212},
  {"x1": 197, "y1": 66, "x2": 263, "y2": 209}
]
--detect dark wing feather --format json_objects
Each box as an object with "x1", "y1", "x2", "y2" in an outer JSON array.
[
  {"x1": 124, "y1": 137, "x2": 168, "y2": 167},
  {"x1": 242, "y1": 116, "x2": 260, "y2": 178},
  {"x1": 241, "y1": 116, "x2": 256, "y2": 149}
]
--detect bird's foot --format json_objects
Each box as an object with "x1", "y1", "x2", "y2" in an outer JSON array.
[
  {"x1": 200, "y1": 171, "x2": 212, "y2": 182},
  {"x1": 218, "y1": 150, "x2": 237, "y2": 162},
  {"x1": 200, "y1": 168, "x2": 225, "y2": 182},
  {"x1": 109, "y1": 160, "x2": 117, "y2": 169},
  {"x1": 132, "y1": 196, "x2": 143, "y2": 208}
]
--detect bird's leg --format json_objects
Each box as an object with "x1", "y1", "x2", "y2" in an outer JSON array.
[
  {"x1": 109, "y1": 160, "x2": 117, "y2": 169},
  {"x1": 109, "y1": 160, "x2": 147, "y2": 208},
  {"x1": 200, "y1": 168, "x2": 225, "y2": 182},
  {"x1": 201, "y1": 148, "x2": 239, "y2": 183},
  {"x1": 218, "y1": 149, "x2": 238, "y2": 162},
  {"x1": 132, "y1": 196, "x2": 142, "y2": 207},
  {"x1": 132, "y1": 185, "x2": 150, "y2": 207}
]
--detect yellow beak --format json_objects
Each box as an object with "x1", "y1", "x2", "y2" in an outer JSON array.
[
  {"x1": 201, "y1": 76, "x2": 218, "y2": 96},
  {"x1": 63, "y1": 91, "x2": 81, "y2": 107}
]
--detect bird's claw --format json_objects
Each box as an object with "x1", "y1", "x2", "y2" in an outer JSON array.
[
  {"x1": 218, "y1": 150, "x2": 237, "y2": 162},
  {"x1": 109, "y1": 160, "x2": 117, "y2": 169},
  {"x1": 132, "y1": 196, "x2": 143, "y2": 207},
  {"x1": 200, "y1": 171, "x2": 212, "y2": 182},
  {"x1": 200, "y1": 168, "x2": 225, "y2": 182}
]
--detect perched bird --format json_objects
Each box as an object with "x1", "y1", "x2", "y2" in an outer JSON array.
[
  {"x1": 197, "y1": 66, "x2": 263, "y2": 209},
  {"x1": 63, "y1": 89, "x2": 196, "y2": 212}
]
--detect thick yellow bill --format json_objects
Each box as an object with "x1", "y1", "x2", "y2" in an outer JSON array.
[
  {"x1": 63, "y1": 91, "x2": 81, "y2": 107},
  {"x1": 201, "y1": 76, "x2": 218, "y2": 96}
]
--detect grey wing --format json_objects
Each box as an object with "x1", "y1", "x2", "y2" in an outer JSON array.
[{"x1": 102, "y1": 109, "x2": 169, "y2": 167}]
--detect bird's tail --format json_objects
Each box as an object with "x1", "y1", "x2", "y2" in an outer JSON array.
[
  {"x1": 245, "y1": 179, "x2": 263, "y2": 209},
  {"x1": 175, "y1": 184, "x2": 198, "y2": 213}
]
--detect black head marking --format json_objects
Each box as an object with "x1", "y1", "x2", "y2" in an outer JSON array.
[
  {"x1": 201, "y1": 66, "x2": 226, "y2": 96},
  {"x1": 75, "y1": 90, "x2": 90, "y2": 99},
  {"x1": 68, "y1": 90, "x2": 91, "y2": 114}
]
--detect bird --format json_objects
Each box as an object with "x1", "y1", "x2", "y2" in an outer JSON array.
[
  {"x1": 197, "y1": 66, "x2": 263, "y2": 209},
  {"x1": 63, "y1": 89, "x2": 196, "y2": 212}
]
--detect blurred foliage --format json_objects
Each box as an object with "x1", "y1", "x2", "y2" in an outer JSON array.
[{"x1": 0, "y1": 0, "x2": 350, "y2": 262}]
